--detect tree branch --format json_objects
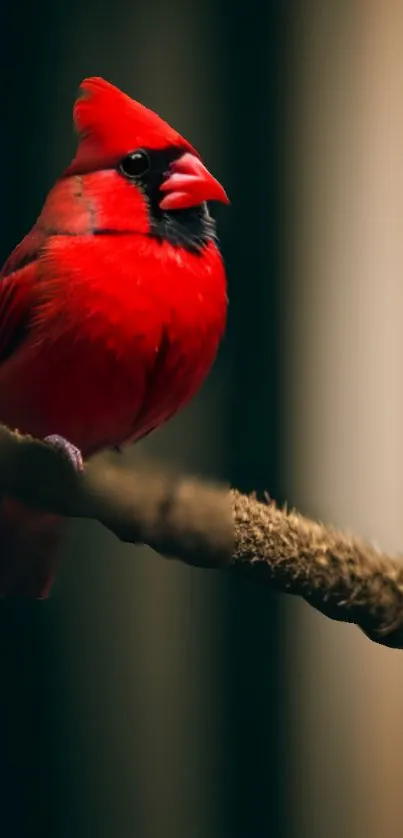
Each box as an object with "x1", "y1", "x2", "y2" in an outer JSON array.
[{"x1": 1, "y1": 425, "x2": 402, "y2": 649}]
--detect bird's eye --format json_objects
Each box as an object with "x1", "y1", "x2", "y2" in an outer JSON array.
[{"x1": 118, "y1": 149, "x2": 150, "y2": 179}]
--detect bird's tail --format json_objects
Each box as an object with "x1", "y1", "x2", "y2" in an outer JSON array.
[{"x1": 0, "y1": 496, "x2": 63, "y2": 597}]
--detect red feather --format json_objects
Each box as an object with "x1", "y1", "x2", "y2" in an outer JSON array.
[
  {"x1": 68, "y1": 77, "x2": 197, "y2": 175},
  {"x1": 0, "y1": 77, "x2": 228, "y2": 597}
]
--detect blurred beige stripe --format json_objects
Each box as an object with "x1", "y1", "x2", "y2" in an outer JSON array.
[
  {"x1": 284, "y1": 2, "x2": 403, "y2": 837},
  {"x1": 49, "y1": 2, "x2": 226, "y2": 837}
]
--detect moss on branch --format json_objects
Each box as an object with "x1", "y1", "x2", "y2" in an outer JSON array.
[{"x1": 1, "y1": 425, "x2": 403, "y2": 649}]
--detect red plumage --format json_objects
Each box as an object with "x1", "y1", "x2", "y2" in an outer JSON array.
[
  {"x1": 0, "y1": 77, "x2": 228, "y2": 597},
  {"x1": 68, "y1": 76, "x2": 197, "y2": 173}
]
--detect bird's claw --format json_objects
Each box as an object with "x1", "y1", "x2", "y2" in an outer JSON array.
[{"x1": 44, "y1": 434, "x2": 84, "y2": 472}]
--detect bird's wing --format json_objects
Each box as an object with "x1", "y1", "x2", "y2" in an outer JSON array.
[{"x1": 0, "y1": 229, "x2": 44, "y2": 362}]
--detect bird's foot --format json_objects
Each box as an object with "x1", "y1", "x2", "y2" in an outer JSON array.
[{"x1": 44, "y1": 434, "x2": 84, "y2": 472}]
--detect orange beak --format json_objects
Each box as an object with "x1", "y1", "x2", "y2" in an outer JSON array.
[{"x1": 159, "y1": 152, "x2": 229, "y2": 211}]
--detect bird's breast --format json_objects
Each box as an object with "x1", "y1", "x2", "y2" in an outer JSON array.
[{"x1": 10, "y1": 232, "x2": 227, "y2": 455}]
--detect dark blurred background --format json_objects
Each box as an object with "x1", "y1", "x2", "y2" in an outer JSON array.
[{"x1": 2, "y1": 1, "x2": 403, "y2": 837}]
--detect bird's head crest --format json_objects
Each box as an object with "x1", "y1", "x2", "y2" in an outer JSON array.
[{"x1": 67, "y1": 77, "x2": 195, "y2": 174}]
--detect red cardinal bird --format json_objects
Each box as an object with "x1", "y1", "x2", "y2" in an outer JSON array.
[{"x1": 0, "y1": 77, "x2": 229, "y2": 597}]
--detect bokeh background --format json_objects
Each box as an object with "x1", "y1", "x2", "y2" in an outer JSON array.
[{"x1": 2, "y1": 1, "x2": 403, "y2": 836}]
